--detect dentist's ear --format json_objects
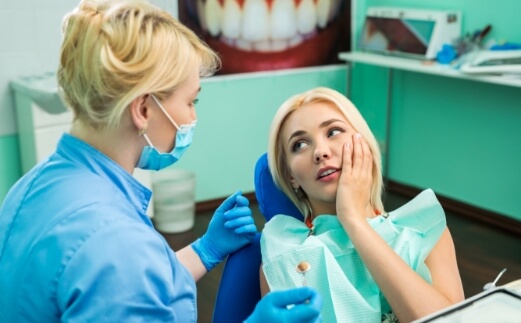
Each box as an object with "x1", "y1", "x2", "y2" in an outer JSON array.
[{"x1": 129, "y1": 94, "x2": 150, "y2": 132}]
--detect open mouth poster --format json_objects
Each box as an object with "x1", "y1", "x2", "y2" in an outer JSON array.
[{"x1": 178, "y1": 0, "x2": 351, "y2": 75}]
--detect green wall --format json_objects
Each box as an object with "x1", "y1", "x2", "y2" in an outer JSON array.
[
  {"x1": 0, "y1": 66, "x2": 347, "y2": 204},
  {"x1": 351, "y1": 0, "x2": 521, "y2": 221},
  {"x1": 2, "y1": 0, "x2": 520, "y2": 223},
  {"x1": 173, "y1": 66, "x2": 348, "y2": 202},
  {"x1": 0, "y1": 135, "x2": 22, "y2": 201}
]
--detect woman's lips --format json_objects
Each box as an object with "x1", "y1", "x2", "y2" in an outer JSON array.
[
  {"x1": 317, "y1": 169, "x2": 341, "y2": 182},
  {"x1": 189, "y1": 0, "x2": 347, "y2": 74}
]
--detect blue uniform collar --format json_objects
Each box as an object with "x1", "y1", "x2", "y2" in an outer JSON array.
[{"x1": 57, "y1": 133, "x2": 152, "y2": 220}]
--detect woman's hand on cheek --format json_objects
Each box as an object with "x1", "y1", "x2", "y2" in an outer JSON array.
[{"x1": 336, "y1": 133, "x2": 373, "y2": 226}]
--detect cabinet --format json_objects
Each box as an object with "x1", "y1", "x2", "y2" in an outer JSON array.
[{"x1": 339, "y1": 51, "x2": 521, "y2": 180}]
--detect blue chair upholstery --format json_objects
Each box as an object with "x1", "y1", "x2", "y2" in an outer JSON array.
[
  {"x1": 254, "y1": 153, "x2": 304, "y2": 222},
  {"x1": 212, "y1": 233, "x2": 262, "y2": 323},
  {"x1": 212, "y1": 153, "x2": 304, "y2": 323}
]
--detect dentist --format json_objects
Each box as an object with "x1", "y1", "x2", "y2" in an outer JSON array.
[{"x1": 0, "y1": 0, "x2": 322, "y2": 322}]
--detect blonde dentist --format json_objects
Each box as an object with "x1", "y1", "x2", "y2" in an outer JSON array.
[{"x1": 0, "y1": 0, "x2": 322, "y2": 322}]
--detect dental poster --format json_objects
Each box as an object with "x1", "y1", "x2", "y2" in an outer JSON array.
[{"x1": 178, "y1": 0, "x2": 351, "y2": 75}]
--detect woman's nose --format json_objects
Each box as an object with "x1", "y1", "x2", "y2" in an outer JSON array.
[{"x1": 313, "y1": 144, "x2": 331, "y2": 163}]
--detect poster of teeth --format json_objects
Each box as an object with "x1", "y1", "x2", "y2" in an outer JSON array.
[{"x1": 177, "y1": 0, "x2": 351, "y2": 75}]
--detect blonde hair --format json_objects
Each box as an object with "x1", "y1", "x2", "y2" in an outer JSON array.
[
  {"x1": 267, "y1": 87, "x2": 384, "y2": 218},
  {"x1": 58, "y1": 0, "x2": 220, "y2": 129}
]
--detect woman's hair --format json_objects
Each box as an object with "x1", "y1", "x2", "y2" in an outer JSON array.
[
  {"x1": 267, "y1": 87, "x2": 384, "y2": 218},
  {"x1": 57, "y1": 0, "x2": 220, "y2": 129}
]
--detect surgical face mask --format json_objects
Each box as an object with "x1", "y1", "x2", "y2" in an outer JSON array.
[{"x1": 137, "y1": 95, "x2": 197, "y2": 171}]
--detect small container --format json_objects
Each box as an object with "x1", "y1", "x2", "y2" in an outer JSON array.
[{"x1": 151, "y1": 169, "x2": 196, "y2": 233}]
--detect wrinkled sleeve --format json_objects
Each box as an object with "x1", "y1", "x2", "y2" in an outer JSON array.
[{"x1": 56, "y1": 219, "x2": 181, "y2": 322}]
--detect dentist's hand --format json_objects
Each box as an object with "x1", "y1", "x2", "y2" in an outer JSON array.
[
  {"x1": 192, "y1": 191, "x2": 256, "y2": 271},
  {"x1": 245, "y1": 287, "x2": 323, "y2": 323}
]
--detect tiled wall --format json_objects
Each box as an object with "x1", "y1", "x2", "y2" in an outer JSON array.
[
  {"x1": 0, "y1": 0, "x2": 176, "y2": 201},
  {"x1": 0, "y1": 1, "x2": 78, "y2": 135},
  {"x1": 0, "y1": 0, "x2": 177, "y2": 136}
]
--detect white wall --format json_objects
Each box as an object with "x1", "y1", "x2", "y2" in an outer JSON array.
[
  {"x1": 0, "y1": 1, "x2": 77, "y2": 135},
  {"x1": 0, "y1": 0, "x2": 178, "y2": 136}
]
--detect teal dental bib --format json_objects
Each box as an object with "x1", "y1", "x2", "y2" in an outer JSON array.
[{"x1": 261, "y1": 189, "x2": 445, "y2": 323}]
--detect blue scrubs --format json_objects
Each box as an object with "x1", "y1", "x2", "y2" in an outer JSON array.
[{"x1": 0, "y1": 133, "x2": 197, "y2": 322}]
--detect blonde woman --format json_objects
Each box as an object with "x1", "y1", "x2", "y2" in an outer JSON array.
[
  {"x1": 0, "y1": 1, "x2": 321, "y2": 322},
  {"x1": 260, "y1": 87, "x2": 464, "y2": 322}
]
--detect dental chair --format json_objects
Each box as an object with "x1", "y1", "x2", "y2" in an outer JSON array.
[{"x1": 212, "y1": 153, "x2": 303, "y2": 323}]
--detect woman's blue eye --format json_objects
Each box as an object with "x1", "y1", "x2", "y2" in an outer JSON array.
[
  {"x1": 292, "y1": 141, "x2": 307, "y2": 152},
  {"x1": 192, "y1": 98, "x2": 199, "y2": 105},
  {"x1": 328, "y1": 127, "x2": 344, "y2": 137}
]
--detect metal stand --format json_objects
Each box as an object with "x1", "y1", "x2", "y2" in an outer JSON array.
[{"x1": 384, "y1": 68, "x2": 393, "y2": 189}]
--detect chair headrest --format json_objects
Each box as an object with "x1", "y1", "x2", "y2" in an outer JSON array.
[{"x1": 254, "y1": 153, "x2": 304, "y2": 222}]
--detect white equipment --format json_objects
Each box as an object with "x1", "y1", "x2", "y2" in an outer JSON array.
[{"x1": 359, "y1": 7, "x2": 462, "y2": 60}]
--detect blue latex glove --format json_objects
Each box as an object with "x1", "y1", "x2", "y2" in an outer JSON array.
[
  {"x1": 437, "y1": 44, "x2": 457, "y2": 64},
  {"x1": 245, "y1": 287, "x2": 323, "y2": 323},
  {"x1": 192, "y1": 191, "x2": 256, "y2": 271}
]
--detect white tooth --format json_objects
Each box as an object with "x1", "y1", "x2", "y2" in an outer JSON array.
[
  {"x1": 253, "y1": 40, "x2": 272, "y2": 52},
  {"x1": 221, "y1": 36, "x2": 235, "y2": 47},
  {"x1": 196, "y1": 0, "x2": 208, "y2": 31},
  {"x1": 205, "y1": 0, "x2": 222, "y2": 36},
  {"x1": 288, "y1": 34, "x2": 304, "y2": 47},
  {"x1": 271, "y1": 39, "x2": 288, "y2": 51},
  {"x1": 297, "y1": 0, "x2": 317, "y2": 35},
  {"x1": 242, "y1": 0, "x2": 270, "y2": 42},
  {"x1": 328, "y1": 0, "x2": 341, "y2": 22},
  {"x1": 316, "y1": 0, "x2": 331, "y2": 28},
  {"x1": 321, "y1": 169, "x2": 335, "y2": 176},
  {"x1": 270, "y1": 0, "x2": 298, "y2": 40},
  {"x1": 222, "y1": 0, "x2": 242, "y2": 39},
  {"x1": 236, "y1": 38, "x2": 253, "y2": 51},
  {"x1": 303, "y1": 30, "x2": 317, "y2": 40}
]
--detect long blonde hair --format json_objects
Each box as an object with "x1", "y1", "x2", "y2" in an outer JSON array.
[
  {"x1": 58, "y1": 0, "x2": 220, "y2": 129},
  {"x1": 267, "y1": 87, "x2": 384, "y2": 218}
]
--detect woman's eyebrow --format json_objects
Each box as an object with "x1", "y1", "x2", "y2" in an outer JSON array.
[
  {"x1": 319, "y1": 118, "x2": 344, "y2": 128},
  {"x1": 288, "y1": 130, "x2": 306, "y2": 144},
  {"x1": 287, "y1": 119, "x2": 345, "y2": 143}
]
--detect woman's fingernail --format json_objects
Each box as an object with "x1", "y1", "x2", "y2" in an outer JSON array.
[{"x1": 355, "y1": 133, "x2": 362, "y2": 139}]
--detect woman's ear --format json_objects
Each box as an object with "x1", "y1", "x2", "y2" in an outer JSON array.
[
  {"x1": 289, "y1": 177, "x2": 299, "y2": 190},
  {"x1": 129, "y1": 94, "x2": 149, "y2": 132}
]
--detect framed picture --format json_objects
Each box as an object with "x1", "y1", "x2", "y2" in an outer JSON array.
[{"x1": 177, "y1": 0, "x2": 351, "y2": 75}]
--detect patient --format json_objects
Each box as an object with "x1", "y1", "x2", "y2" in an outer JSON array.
[{"x1": 259, "y1": 87, "x2": 464, "y2": 322}]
